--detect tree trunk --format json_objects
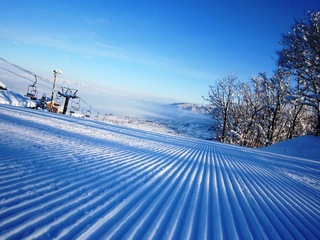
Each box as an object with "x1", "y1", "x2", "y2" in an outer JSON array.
[{"x1": 316, "y1": 111, "x2": 320, "y2": 136}]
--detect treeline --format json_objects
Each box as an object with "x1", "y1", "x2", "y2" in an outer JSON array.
[{"x1": 204, "y1": 10, "x2": 320, "y2": 148}]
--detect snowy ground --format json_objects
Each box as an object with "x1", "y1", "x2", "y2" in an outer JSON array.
[
  {"x1": 0, "y1": 87, "x2": 36, "y2": 108},
  {"x1": 0, "y1": 104, "x2": 319, "y2": 239},
  {"x1": 0, "y1": 87, "x2": 215, "y2": 140},
  {"x1": 261, "y1": 135, "x2": 320, "y2": 161},
  {"x1": 102, "y1": 113, "x2": 214, "y2": 140}
]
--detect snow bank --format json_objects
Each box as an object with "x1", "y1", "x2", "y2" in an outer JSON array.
[
  {"x1": 261, "y1": 135, "x2": 320, "y2": 161},
  {"x1": 0, "y1": 86, "x2": 36, "y2": 108}
]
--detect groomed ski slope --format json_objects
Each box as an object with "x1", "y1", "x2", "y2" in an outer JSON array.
[{"x1": 0, "y1": 105, "x2": 319, "y2": 239}]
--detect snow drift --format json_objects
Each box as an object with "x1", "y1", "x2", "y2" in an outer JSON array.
[
  {"x1": 0, "y1": 105, "x2": 319, "y2": 239},
  {"x1": 0, "y1": 86, "x2": 36, "y2": 108},
  {"x1": 261, "y1": 135, "x2": 320, "y2": 161}
]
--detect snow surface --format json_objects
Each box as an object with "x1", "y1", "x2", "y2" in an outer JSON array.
[
  {"x1": 0, "y1": 87, "x2": 215, "y2": 140},
  {"x1": 0, "y1": 104, "x2": 319, "y2": 239},
  {"x1": 0, "y1": 88, "x2": 36, "y2": 108},
  {"x1": 261, "y1": 135, "x2": 320, "y2": 161}
]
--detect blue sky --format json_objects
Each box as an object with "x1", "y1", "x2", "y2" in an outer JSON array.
[{"x1": 0, "y1": 0, "x2": 319, "y2": 112}]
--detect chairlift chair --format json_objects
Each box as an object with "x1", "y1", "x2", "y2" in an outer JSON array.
[
  {"x1": 94, "y1": 112, "x2": 100, "y2": 121},
  {"x1": 26, "y1": 75, "x2": 38, "y2": 100},
  {"x1": 103, "y1": 113, "x2": 108, "y2": 121},
  {"x1": 70, "y1": 97, "x2": 81, "y2": 114},
  {"x1": 85, "y1": 107, "x2": 91, "y2": 118},
  {"x1": 81, "y1": 108, "x2": 86, "y2": 118},
  {"x1": 72, "y1": 97, "x2": 80, "y2": 110},
  {"x1": 55, "y1": 91, "x2": 64, "y2": 105}
]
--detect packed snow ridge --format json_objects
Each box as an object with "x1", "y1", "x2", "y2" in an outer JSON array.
[{"x1": 0, "y1": 104, "x2": 319, "y2": 239}]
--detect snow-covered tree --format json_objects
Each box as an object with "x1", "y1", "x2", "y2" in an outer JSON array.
[
  {"x1": 204, "y1": 71, "x2": 307, "y2": 147},
  {"x1": 203, "y1": 74, "x2": 238, "y2": 143},
  {"x1": 204, "y1": 10, "x2": 320, "y2": 147},
  {"x1": 226, "y1": 81, "x2": 262, "y2": 147},
  {"x1": 227, "y1": 82, "x2": 253, "y2": 145},
  {"x1": 204, "y1": 74, "x2": 268, "y2": 147},
  {"x1": 250, "y1": 71, "x2": 293, "y2": 146},
  {"x1": 277, "y1": 10, "x2": 320, "y2": 135}
]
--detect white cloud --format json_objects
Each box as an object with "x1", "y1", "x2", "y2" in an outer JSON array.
[{"x1": 86, "y1": 18, "x2": 110, "y2": 25}]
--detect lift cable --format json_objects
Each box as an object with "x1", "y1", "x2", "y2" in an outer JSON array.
[
  {"x1": 78, "y1": 97, "x2": 99, "y2": 117},
  {"x1": 0, "y1": 66, "x2": 51, "y2": 90},
  {"x1": 0, "y1": 56, "x2": 58, "y2": 88},
  {"x1": 0, "y1": 56, "x2": 35, "y2": 76}
]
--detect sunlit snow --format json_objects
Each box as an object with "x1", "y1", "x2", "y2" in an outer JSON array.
[{"x1": 0, "y1": 90, "x2": 319, "y2": 239}]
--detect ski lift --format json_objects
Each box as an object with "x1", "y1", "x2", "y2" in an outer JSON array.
[
  {"x1": 26, "y1": 75, "x2": 38, "y2": 100},
  {"x1": 61, "y1": 87, "x2": 72, "y2": 98},
  {"x1": 94, "y1": 112, "x2": 100, "y2": 121},
  {"x1": 70, "y1": 97, "x2": 80, "y2": 114},
  {"x1": 103, "y1": 113, "x2": 108, "y2": 121},
  {"x1": 85, "y1": 107, "x2": 91, "y2": 118},
  {"x1": 103, "y1": 113, "x2": 113, "y2": 121},
  {"x1": 55, "y1": 90, "x2": 64, "y2": 105}
]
